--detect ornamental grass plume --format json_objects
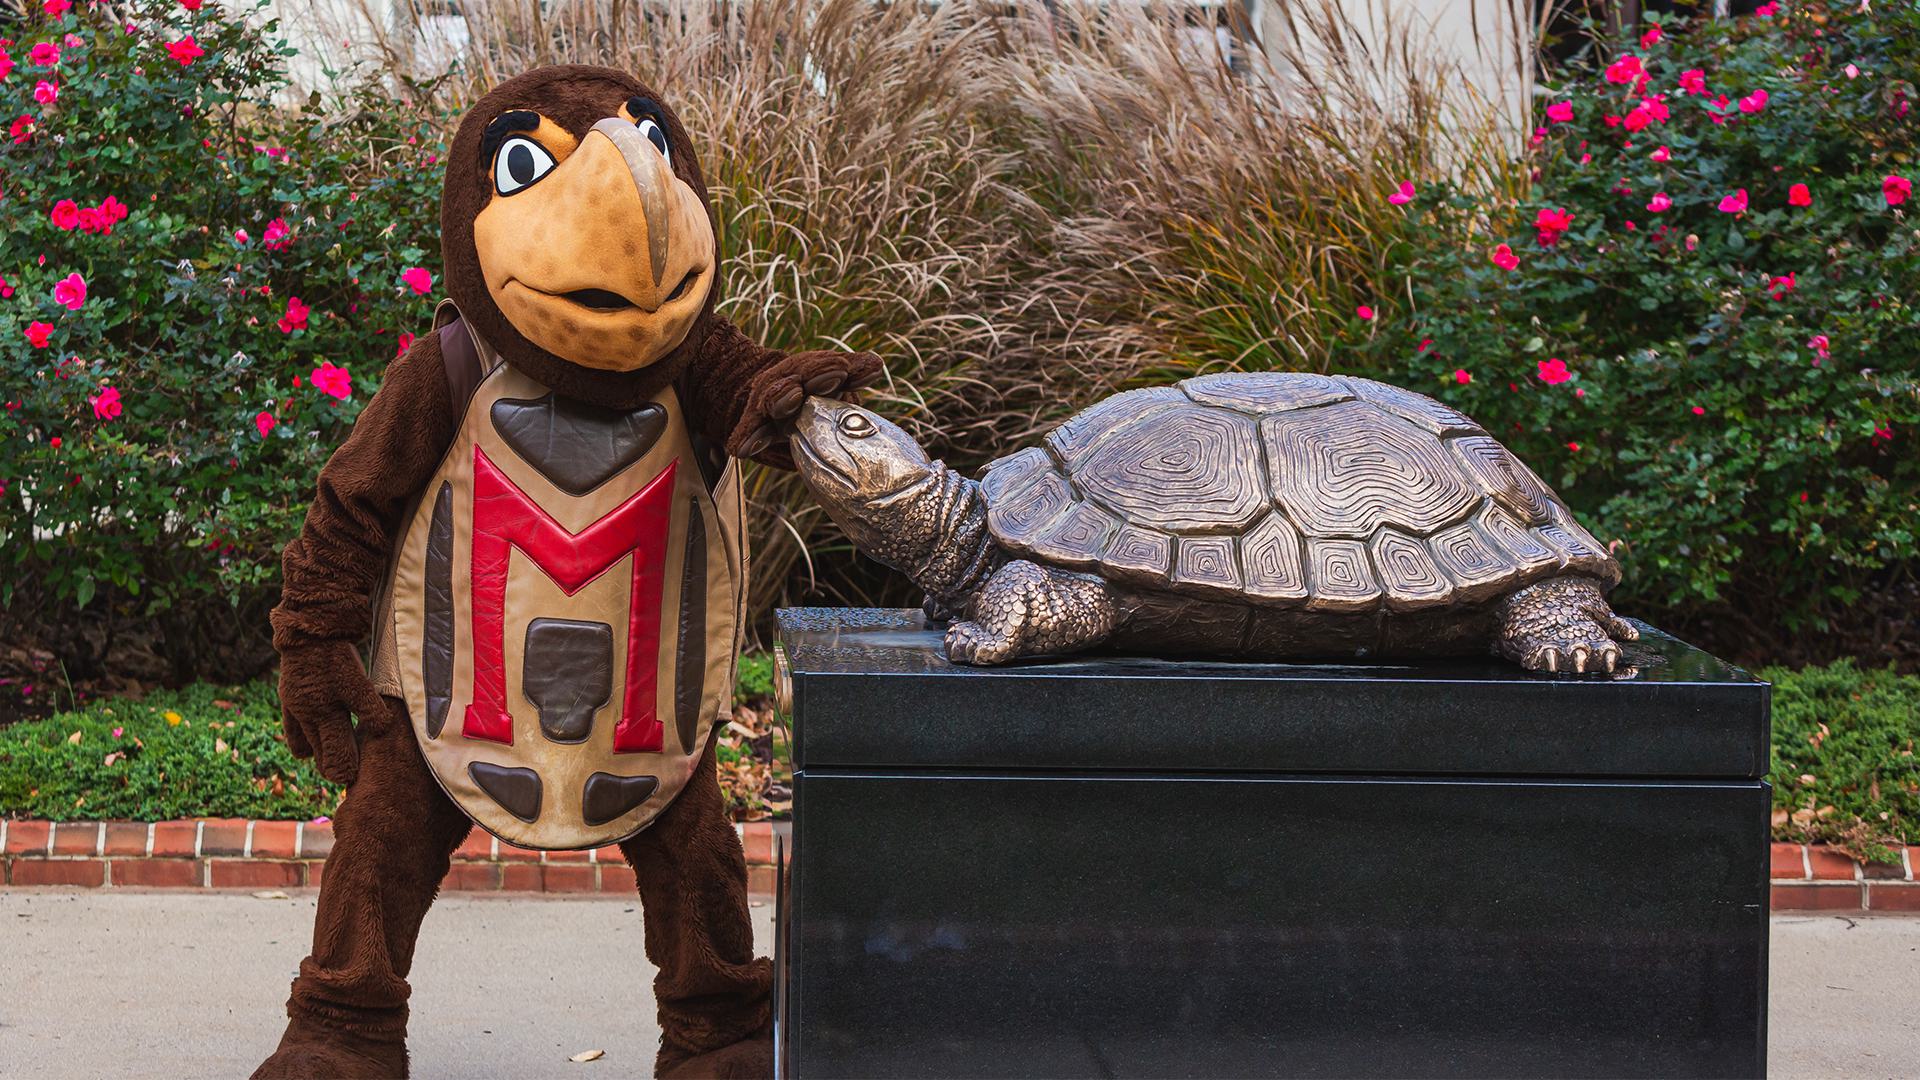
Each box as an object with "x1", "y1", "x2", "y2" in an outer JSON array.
[{"x1": 295, "y1": 0, "x2": 1525, "y2": 625}]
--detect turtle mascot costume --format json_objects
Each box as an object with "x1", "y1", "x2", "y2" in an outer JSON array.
[{"x1": 253, "y1": 66, "x2": 880, "y2": 1079}]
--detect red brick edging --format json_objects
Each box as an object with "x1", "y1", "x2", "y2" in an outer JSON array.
[
  {"x1": 1770, "y1": 842, "x2": 1918, "y2": 913},
  {"x1": 0, "y1": 818, "x2": 778, "y2": 895},
  {"x1": 2, "y1": 821, "x2": 1913, "y2": 909}
]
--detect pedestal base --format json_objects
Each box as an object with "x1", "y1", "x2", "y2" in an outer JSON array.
[{"x1": 775, "y1": 609, "x2": 1770, "y2": 1078}]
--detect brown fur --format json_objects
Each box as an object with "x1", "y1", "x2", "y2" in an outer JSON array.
[{"x1": 260, "y1": 63, "x2": 888, "y2": 1079}]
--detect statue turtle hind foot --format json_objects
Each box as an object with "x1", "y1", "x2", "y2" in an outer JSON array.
[{"x1": 790, "y1": 372, "x2": 1638, "y2": 674}]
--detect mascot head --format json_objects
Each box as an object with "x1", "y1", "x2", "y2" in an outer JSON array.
[{"x1": 442, "y1": 65, "x2": 720, "y2": 407}]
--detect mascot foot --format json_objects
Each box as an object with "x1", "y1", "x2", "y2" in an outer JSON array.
[
  {"x1": 252, "y1": 1011, "x2": 408, "y2": 1080},
  {"x1": 657, "y1": 1035, "x2": 774, "y2": 1080}
]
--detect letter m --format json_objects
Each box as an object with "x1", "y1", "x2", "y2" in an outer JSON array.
[{"x1": 465, "y1": 444, "x2": 676, "y2": 752}]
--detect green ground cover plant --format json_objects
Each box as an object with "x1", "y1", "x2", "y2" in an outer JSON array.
[
  {"x1": 1764, "y1": 659, "x2": 1920, "y2": 864},
  {"x1": 0, "y1": 662, "x2": 787, "y2": 821}
]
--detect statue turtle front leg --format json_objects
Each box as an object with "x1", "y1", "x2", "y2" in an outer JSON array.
[
  {"x1": 1494, "y1": 576, "x2": 1639, "y2": 674},
  {"x1": 944, "y1": 560, "x2": 1119, "y2": 665}
]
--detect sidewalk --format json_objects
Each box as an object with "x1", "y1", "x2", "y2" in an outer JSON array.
[{"x1": 2, "y1": 891, "x2": 1915, "y2": 1078}]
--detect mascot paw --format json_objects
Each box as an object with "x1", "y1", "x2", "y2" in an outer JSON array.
[{"x1": 657, "y1": 1036, "x2": 774, "y2": 1080}]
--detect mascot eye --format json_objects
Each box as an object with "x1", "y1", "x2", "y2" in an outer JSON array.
[
  {"x1": 636, "y1": 118, "x2": 672, "y2": 164},
  {"x1": 494, "y1": 136, "x2": 556, "y2": 195},
  {"x1": 839, "y1": 413, "x2": 876, "y2": 439}
]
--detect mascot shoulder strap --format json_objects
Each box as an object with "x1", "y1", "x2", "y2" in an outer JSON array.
[{"x1": 432, "y1": 299, "x2": 499, "y2": 422}]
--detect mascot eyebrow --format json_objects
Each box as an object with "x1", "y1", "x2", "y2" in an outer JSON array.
[{"x1": 480, "y1": 110, "x2": 542, "y2": 164}]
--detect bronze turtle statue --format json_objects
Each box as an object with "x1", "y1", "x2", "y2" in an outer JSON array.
[{"x1": 790, "y1": 372, "x2": 1638, "y2": 673}]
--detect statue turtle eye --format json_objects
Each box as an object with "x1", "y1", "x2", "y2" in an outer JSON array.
[
  {"x1": 494, "y1": 136, "x2": 556, "y2": 195},
  {"x1": 636, "y1": 118, "x2": 671, "y2": 165},
  {"x1": 839, "y1": 412, "x2": 876, "y2": 439}
]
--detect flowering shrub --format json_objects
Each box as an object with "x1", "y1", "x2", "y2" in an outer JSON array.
[
  {"x1": 1364, "y1": 2, "x2": 1919, "y2": 657},
  {"x1": 0, "y1": 0, "x2": 446, "y2": 680}
]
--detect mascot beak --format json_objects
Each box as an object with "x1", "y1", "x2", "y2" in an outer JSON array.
[{"x1": 582, "y1": 118, "x2": 679, "y2": 309}]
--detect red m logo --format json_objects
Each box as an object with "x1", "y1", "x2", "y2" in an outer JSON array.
[{"x1": 465, "y1": 444, "x2": 676, "y2": 753}]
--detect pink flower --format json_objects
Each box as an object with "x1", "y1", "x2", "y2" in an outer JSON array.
[
  {"x1": 1753, "y1": 1, "x2": 1778, "y2": 15},
  {"x1": 33, "y1": 79, "x2": 56, "y2": 105},
  {"x1": 1768, "y1": 272, "x2": 1796, "y2": 300},
  {"x1": 1717, "y1": 188, "x2": 1749, "y2": 214},
  {"x1": 1739, "y1": 89, "x2": 1769, "y2": 114},
  {"x1": 1651, "y1": 145, "x2": 1671, "y2": 163},
  {"x1": 89, "y1": 386, "x2": 121, "y2": 421},
  {"x1": 1535, "y1": 207, "x2": 1574, "y2": 246},
  {"x1": 1844, "y1": 64, "x2": 1859, "y2": 80},
  {"x1": 1356, "y1": 305, "x2": 1375, "y2": 321},
  {"x1": 1566, "y1": 442, "x2": 1580, "y2": 453},
  {"x1": 395, "y1": 331, "x2": 415, "y2": 358},
  {"x1": 43, "y1": 0, "x2": 71, "y2": 14},
  {"x1": 111, "y1": 727, "x2": 123, "y2": 739},
  {"x1": 400, "y1": 266, "x2": 434, "y2": 295},
  {"x1": 49, "y1": 437, "x2": 60, "y2": 449},
  {"x1": 233, "y1": 228, "x2": 249, "y2": 244},
  {"x1": 1808, "y1": 334, "x2": 1830, "y2": 360},
  {"x1": 1387, "y1": 180, "x2": 1416, "y2": 206},
  {"x1": 50, "y1": 197, "x2": 79, "y2": 230},
  {"x1": 277, "y1": 296, "x2": 310, "y2": 334},
  {"x1": 1640, "y1": 24, "x2": 1662, "y2": 48},
  {"x1": 101, "y1": 196, "x2": 128, "y2": 223},
  {"x1": 165, "y1": 36, "x2": 203, "y2": 66},
  {"x1": 310, "y1": 362, "x2": 352, "y2": 401},
  {"x1": 29, "y1": 42, "x2": 58, "y2": 67},
  {"x1": 254, "y1": 411, "x2": 276, "y2": 437},
  {"x1": 180, "y1": 0, "x2": 203, "y2": 8},
  {"x1": 1679, "y1": 69, "x2": 1707, "y2": 95},
  {"x1": 61, "y1": 33, "x2": 82, "y2": 50},
  {"x1": 76, "y1": 206, "x2": 102, "y2": 233},
  {"x1": 1490, "y1": 243, "x2": 1520, "y2": 271},
  {"x1": 25, "y1": 321, "x2": 53, "y2": 349},
  {"x1": 1546, "y1": 100, "x2": 1573, "y2": 124},
  {"x1": 1604, "y1": 55, "x2": 1644, "y2": 85},
  {"x1": 1788, "y1": 183, "x2": 1812, "y2": 207},
  {"x1": 0, "y1": 49, "x2": 12, "y2": 80},
  {"x1": 262, "y1": 216, "x2": 292, "y2": 251},
  {"x1": 52, "y1": 271, "x2": 85, "y2": 310},
  {"x1": 1537, "y1": 358, "x2": 1573, "y2": 385},
  {"x1": 1646, "y1": 192, "x2": 1672, "y2": 213},
  {"x1": 1884, "y1": 175, "x2": 1912, "y2": 207},
  {"x1": 1690, "y1": 405, "x2": 1706, "y2": 416},
  {"x1": 0, "y1": 276, "x2": 12, "y2": 298},
  {"x1": 1452, "y1": 369, "x2": 1472, "y2": 385},
  {"x1": 11, "y1": 115, "x2": 36, "y2": 144}
]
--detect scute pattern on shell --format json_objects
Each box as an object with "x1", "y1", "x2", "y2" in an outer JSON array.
[
  {"x1": 1260, "y1": 401, "x2": 1480, "y2": 538},
  {"x1": 984, "y1": 372, "x2": 1619, "y2": 609}
]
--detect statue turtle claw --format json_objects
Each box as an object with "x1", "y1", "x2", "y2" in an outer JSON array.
[{"x1": 791, "y1": 372, "x2": 1638, "y2": 674}]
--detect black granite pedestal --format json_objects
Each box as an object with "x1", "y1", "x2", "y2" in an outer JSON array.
[{"x1": 773, "y1": 609, "x2": 1770, "y2": 1079}]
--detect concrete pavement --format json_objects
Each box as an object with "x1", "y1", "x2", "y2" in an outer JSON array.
[{"x1": 1, "y1": 892, "x2": 1914, "y2": 1078}]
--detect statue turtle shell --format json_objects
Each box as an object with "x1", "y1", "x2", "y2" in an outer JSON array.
[{"x1": 977, "y1": 372, "x2": 1618, "y2": 614}]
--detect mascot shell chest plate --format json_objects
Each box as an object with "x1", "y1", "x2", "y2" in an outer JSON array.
[{"x1": 373, "y1": 333, "x2": 742, "y2": 849}]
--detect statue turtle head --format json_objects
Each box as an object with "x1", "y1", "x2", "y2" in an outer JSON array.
[{"x1": 790, "y1": 397, "x2": 942, "y2": 559}]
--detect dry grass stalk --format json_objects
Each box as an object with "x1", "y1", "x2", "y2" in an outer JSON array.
[{"x1": 287, "y1": 0, "x2": 1529, "y2": 630}]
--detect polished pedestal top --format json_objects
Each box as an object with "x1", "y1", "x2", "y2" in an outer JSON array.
[{"x1": 776, "y1": 608, "x2": 1770, "y2": 779}]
